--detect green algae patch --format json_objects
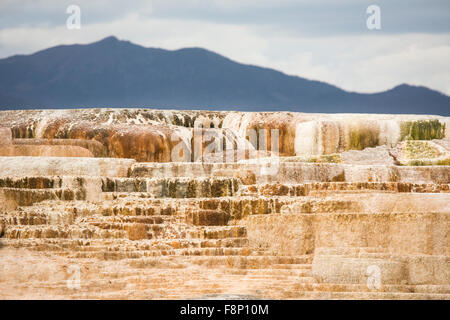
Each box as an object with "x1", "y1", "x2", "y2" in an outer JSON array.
[
  {"x1": 399, "y1": 140, "x2": 450, "y2": 166},
  {"x1": 348, "y1": 126, "x2": 379, "y2": 151},
  {"x1": 400, "y1": 120, "x2": 445, "y2": 141},
  {"x1": 404, "y1": 158, "x2": 450, "y2": 166},
  {"x1": 281, "y1": 154, "x2": 341, "y2": 163},
  {"x1": 403, "y1": 140, "x2": 441, "y2": 159}
]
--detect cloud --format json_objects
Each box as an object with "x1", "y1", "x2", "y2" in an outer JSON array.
[{"x1": 0, "y1": 1, "x2": 449, "y2": 95}]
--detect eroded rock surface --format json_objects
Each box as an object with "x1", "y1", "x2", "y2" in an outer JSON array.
[{"x1": 0, "y1": 108, "x2": 449, "y2": 300}]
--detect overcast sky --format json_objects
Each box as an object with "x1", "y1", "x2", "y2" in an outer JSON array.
[{"x1": 0, "y1": 0, "x2": 449, "y2": 95}]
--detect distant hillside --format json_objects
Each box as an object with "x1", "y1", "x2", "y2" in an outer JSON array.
[{"x1": 0, "y1": 36, "x2": 449, "y2": 115}]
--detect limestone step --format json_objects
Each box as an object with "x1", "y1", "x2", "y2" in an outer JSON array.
[
  {"x1": 239, "y1": 182, "x2": 450, "y2": 197},
  {"x1": 314, "y1": 247, "x2": 390, "y2": 256},
  {"x1": 97, "y1": 204, "x2": 178, "y2": 217},
  {"x1": 1, "y1": 187, "x2": 86, "y2": 206},
  {"x1": 287, "y1": 290, "x2": 450, "y2": 300},
  {"x1": 2, "y1": 223, "x2": 248, "y2": 240},
  {"x1": 101, "y1": 177, "x2": 240, "y2": 198},
  {"x1": 280, "y1": 192, "x2": 450, "y2": 214},
  {"x1": 0, "y1": 157, "x2": 134, "y2": 178},
  {"x1": 128, "y1": 162, "x2": 450, "y2": 185},
  {"x1": 63, "y1": 247, "x2": 255, "y2": 259},
  {"x1": 288, "y1": 283, "x2": 450, "y2": 294},
  {"x1": 0, "y1": 176, "x2": 62, "y2": 189},
  {"x1": 235, "y1": 268, "x2": 312, "y2": 277},
  {"x1": 191, "y1": 226, "x2": 247, "y2": 239},
  {"x1": 1, "y1": 212, "x2": 51, "y2": 225},
  {"x1": 3, "y1": 236, "x2": 249, "y2": 250},
  {"x1": 82, "y1": 217, "x2": 175, "y2": 228},
  {"x1": 90, "y1": 195, "x2": 297, "y2": 218},
  {"x1": 279, "y1": 198, "x2": 360, "y2": 214},
  {"x1": 146, "y1": 255, "x2": 314, "y2": 268},
  {"x1": 3, "y1": 223, "x2": 251, "y2": 241},
  {"x1": 238, "y1": 275, "x2": 318, "y2": 284},
  {"x1": 8, "y1": 280, "x2": 450, "y2": 300},
  {"x1": 3, "y1": 225, "x2": 127, "y2": 239},
  {"x1": 270, "y1": 263, "x2": 313, "y2": 270}
]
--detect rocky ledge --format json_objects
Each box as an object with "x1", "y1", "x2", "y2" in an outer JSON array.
[{"x1": 0, "y1": 108, "x2": 449, "y2": 299}]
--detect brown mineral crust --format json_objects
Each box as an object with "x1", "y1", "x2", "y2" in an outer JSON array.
[
  {"x1": 108, "y1": 125, "x2": 176, "y2": 162},
  {"x1": 231, "y1": 112, "x2": 298, "y2": 156},
  {"x1": 12, "y1": 138, "x2": 107, "y2": 157},
  {"x1": 252, "y1": 113, "x2": 297, "y2": 156},
  {"x1": 0, "y1": 109, "x2": 450, "y2": 300},
  {"x1": 38, "y1": 121, "x2": 183, "y2": 162},
  {"x1": 126, "y1": 223, "x2": 148, "y2": 241},
  {"x1": 186, "y1": 210, "x2": 230, "y2": 226},
  {"x1": 0, "y1": 127, "x2": 12, "y2": 144},
  {"x1": 0, "y1": 145, "x2": 94, "y2": 157}
]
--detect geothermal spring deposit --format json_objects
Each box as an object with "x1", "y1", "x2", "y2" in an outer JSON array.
[{"x1": 0, "y1": 108, "x2": 449, "y2": 300}]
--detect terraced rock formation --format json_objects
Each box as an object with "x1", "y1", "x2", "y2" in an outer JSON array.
[{"x1": 0, "y1": 108, "x2": 449, "y2": 299}]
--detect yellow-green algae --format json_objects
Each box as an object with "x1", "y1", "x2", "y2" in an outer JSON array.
[
  {"x1": 280, "y1": 154, "x2": 341, "y2": 163},
  {"x1": 400, "y1": 140, "x2": 450, "y2": 166},
  {"x1": 403, "y1": 158, "x2": 450, "y2": 166},
  {"x1": 400, "y1": 120, "x2": 445, "y2": 141},
  {"x1": 403, "y1": 140, "x2": 441, "y2": 159},
  {"x1": 348, "y1": 126, "x2": 380, "y2": 151}
]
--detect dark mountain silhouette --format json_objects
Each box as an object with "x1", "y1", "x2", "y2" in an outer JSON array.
[{"x1": 0, "y1": 36, "x2": 449, "y2": 115}]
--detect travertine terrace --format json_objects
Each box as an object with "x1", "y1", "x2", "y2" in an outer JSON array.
[{"x1": 0, "y1": 108, "x2": 449, "y2": 299}]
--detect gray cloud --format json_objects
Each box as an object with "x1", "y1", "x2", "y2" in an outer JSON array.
[
  {"x1": 1, "y1": 0, "x2": 449, "y2": 34},
  {"x1": 0, "y1": 0, "x2": 449, "y2": 95}
]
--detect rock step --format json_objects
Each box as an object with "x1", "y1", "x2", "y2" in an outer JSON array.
[
  {"x1": 190, "y1": 226, "x2": 247, "y2": 239},
  {"x1": 13, "y1": 273, "x2": 450, "y2": 298},
  {"x1": 2, "y1": 225, "x2": 247, "y2": 242},
  {"x1": 233, "y1": 268, "x2": 312, "y2": 276},
  {"x1": 315, "y1": 247, "x2": 390, "y2": 255},
  {"x1": 1, "y1": 213, "x2": 176, "y2": 226},
  {"x1": 279, "y1": 199, "x2": 360, "y2": 214},
  {"x1": 18, "y1": 285, "x2": 450, "y2": 300},
  {"x1": 1, "y1": 187, "x2": 86, "y2": 206},
  {"x1": 228, "y1": 270, "x2": 313, "y2": 278},
  {"x1": 2, "y1": 224, "x2": 249, "y2": 243},
  {"x1": 270, "y1": 263, "x2": 313, "y2": 270},
  {"x1": 101, "y1": 177, "x2": 240, "y2": 198},
  {"x1": 239, "y1": 182, "x2": 450, "y2": 197},
  {"x1": 280, "y1": 192, "x2": 450, "y2": 214},
  {"x1": 91, "y1": 204, "x2": 179, "y2": 217},
  {"x1": 62, "y1": 247, "x2": 256, "y2": 259},
  {"x1": 0, "y1": 176, "x2": 101, "y2": 190},
  {"x1": 3, "y1": 225, "x2": 117, "y2": 239},
  {"x1": 128, "y1": 162, "x2": 450, "y2": 185},
  {"x1": 126, "y1": 255, "x2": 314, "y2": 268},
  {"x1": 62, "y1": 196, "x2": 299, "y2": 218},
  {"x1": 288, "y1": 291, "x2": 450, "y2": 300},
  {"x1": 232, "y1": 275, "x2": 318, "y2": 284},
  {"x1": 84, "y1": 220, "x2": 172, "y2": 230},
  {"x1": 80, "y1": 215, "x2": 177, "y2": 225},
  {"x1": 3, "y1": 237, "x2": 249, "y2": 250},
  {"x1": 36, "y1": 196, "x2": 294, "y2": 220},
  {"x1": 1, "y1": 212, "x2": 52, "y2": 225},
  {"x1": 0, "y1": 176, "x2": 63, "y2": 189},
  {"x1": 288, "y1": 283, "x2": 450, "y2": 294}
]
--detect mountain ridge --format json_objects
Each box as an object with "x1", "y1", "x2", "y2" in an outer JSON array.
[{"x1": 0, "y1": 36, "x2": 449, "y2": 115}]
